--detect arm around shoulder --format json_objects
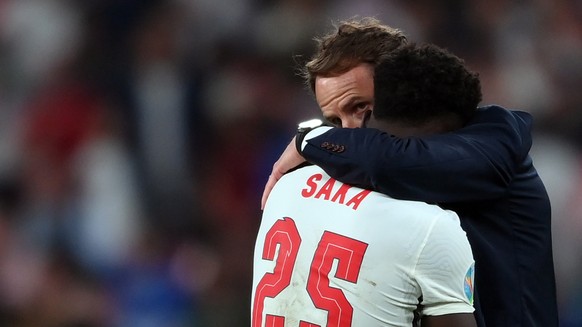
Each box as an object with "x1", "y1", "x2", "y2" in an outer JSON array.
[{"x1": 301, "y1": 106, "x2": 531, "y2": 202}]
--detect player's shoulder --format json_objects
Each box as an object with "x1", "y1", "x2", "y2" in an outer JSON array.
[
  {"x1": 282, "y1": 164, "x2": 324, "y2": 180},
  {"x1": 276, "y1": 164, "x2": 326, "y2": 189},
  {"x1": 269, "y1": 165, "x2": 327, "y2": 199}
]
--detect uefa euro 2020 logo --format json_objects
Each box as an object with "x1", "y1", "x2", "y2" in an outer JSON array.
[{"x1": 464, "y1": 263, "x2": 475, "y2": 305}]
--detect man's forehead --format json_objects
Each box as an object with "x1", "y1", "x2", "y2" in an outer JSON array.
[
  {"x1": 315, "y1": 64, "x2": 374, "y2": 83},
  {"x1": 314, "y1": 64, "x2": 374, "y2": 97}
]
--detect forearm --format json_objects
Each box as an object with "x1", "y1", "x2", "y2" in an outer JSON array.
[{"x1": 302, "y1": 126, "x2": 515, "y2": 203}]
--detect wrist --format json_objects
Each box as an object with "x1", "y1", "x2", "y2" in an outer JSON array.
[{"x1": 296, "y1": 119, "x2": 326, "y2": 154}]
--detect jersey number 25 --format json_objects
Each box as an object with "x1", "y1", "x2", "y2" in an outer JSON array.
[{"x1": 252, "y1": 217, "x2": 368, "y2": 327}]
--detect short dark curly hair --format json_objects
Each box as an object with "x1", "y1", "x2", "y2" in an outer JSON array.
[{"x1": 373, "y1": 43, "x2": 482, "y2": 127}]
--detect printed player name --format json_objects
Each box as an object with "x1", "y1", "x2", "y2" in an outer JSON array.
[{"x1": 301, "y1": 173, "x2": 371, "y2": 210}]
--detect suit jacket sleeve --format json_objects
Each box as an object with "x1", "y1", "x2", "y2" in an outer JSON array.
[{"x1": 301, "y1": 105, "x2": 533, "y2": 203}]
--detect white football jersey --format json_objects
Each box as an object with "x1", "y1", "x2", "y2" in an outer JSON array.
[{"x1": 252, "y1": 165, "x2": 475, "y2": 327}]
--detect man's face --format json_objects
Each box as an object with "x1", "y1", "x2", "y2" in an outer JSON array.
[{"x1": 315, "y1": 63, "x2": 374, "y2": 128}]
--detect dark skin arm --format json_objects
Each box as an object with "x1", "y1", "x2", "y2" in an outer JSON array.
[{"x1": 423, "y1": 313, "x2": 477, "y2": 327}]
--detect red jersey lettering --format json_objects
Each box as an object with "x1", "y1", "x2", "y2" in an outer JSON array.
[
  {"x1": 302, "y1": 174, "x2": 323, "y2": 197},
  {"x1": 331, "y1": 184, "x2": 352, "y2": 204},
  {"x1": 302, "y1": 174, "x2": 370, "y2": 210},
  {"x1": 315, "y1": 178, "x2": 335, "y2": 200},
  {"x1": 346, "y1": 190, "x2": 371, "y2": 210}
]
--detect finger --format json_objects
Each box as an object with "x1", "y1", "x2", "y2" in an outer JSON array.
[{"x1": 261, "y1": 174, "x2": 277, "y2": 210}]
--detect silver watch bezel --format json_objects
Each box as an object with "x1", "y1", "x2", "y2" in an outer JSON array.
[{"x1": 298, "y1": 118, "x2": 324, "y2": 131}]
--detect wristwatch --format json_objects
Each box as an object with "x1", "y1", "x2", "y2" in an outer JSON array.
[{"x1": 296, "y1": 118, "x2": 325, "y2": 153}]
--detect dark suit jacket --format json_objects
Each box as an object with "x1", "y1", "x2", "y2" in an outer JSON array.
[{"x1": 302, "y1": 105, "x2": 558, "y2": 327}]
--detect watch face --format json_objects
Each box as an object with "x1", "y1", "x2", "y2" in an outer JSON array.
[{"x1": 298, "y1": 118, "x2": 323, "y2": 129}]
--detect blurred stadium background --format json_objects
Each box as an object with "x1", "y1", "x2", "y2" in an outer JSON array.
[{"x1": 0, "y1": 0, "x2": 580, "y2": 326}]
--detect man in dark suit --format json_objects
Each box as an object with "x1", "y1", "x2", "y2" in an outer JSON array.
[{"x1": 262, "y1": 18, "x2": 559, "y2": 327}]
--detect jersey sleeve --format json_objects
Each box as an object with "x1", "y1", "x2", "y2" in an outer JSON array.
[
  {"x1": 301, "y1": 105, "x2": 532, "y2": 203},
  {"x1": 414, "y1": 211, "x2": 475, "y2": 316}
]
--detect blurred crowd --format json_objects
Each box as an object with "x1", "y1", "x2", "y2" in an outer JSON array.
[{"x1": 0, "y1": 0, "x2": 580, "y2": 326}]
